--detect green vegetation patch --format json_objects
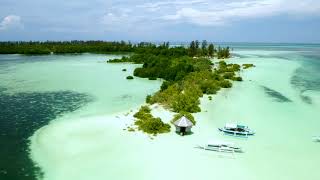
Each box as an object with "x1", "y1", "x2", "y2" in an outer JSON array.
[
  {"x1": 243, "y1": 64, "x2": 255, "y2": 69},
  {"x1": 0, "y1": 41, "x2": 136, "y2": 55},
  {"x1": 126, "y1": 76, "x2": 134, "y2": 80},
  {"x1": 105, "y1": 41, "x2": 248, "y2": 134},
  {"x1": 146, "y1": 60, "x2": 241, "y2": 113},
  {"x1": 133, "y1": 106, "x2": 171, "y2": 135}
]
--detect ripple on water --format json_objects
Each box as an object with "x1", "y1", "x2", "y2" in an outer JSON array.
[
  {"x1": 290, "y1": 54, "x2": 320, "y2": 104},
  {"x1": 261, "y1": 86, "x2": 292, "y2": 103}
]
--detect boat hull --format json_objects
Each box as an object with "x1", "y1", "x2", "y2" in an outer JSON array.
[
  {"x1": 197, "y1": 145, "x2": 243, "y2": 153},
  {"x1": 218, "y1": 128, "x2": 255, "y2": 136},
  {"x1": 204, "y1": 147, "x2": 243, "y2": 153},
  {"x1": 313, "y1": 137, "x2": 320, "y2": 142}
]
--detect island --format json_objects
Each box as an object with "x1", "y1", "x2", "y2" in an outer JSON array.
[
  {"x1": 0, "y1": 40, "x2": 254, "y2": 136},
  {"x1": 108, "y1": 41, "x2": 251, "y2": 135}
]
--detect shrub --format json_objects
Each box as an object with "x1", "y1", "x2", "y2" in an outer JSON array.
[
  {"x1": 219, "y1": 80, "x2": 232, "y2": 88},
  {"x1": 146, "y1": 95, "x2": 152, "y2": 104},
  {"x1": 134, "y1": 106, "x2": 152, "y2": 119},
  {"x1": 134, "y1": 106, "x2": 170, "y2": 135},
  {"x1": 231, "y1": 64, "x2": 241, "y2": 71},
  {"x1": 243, "y1": 64, "x2": 255, "y2": 69},
  {"x1": 223, "y1": 72, "x2": 235, "y2": 79},
  {"x1": 122, "y1": 68, "x2": 127, "y2": 71},
  {"x1": 219, "y1": 61, "x2": 227, "y2": 68},
  {"x1": 160, "y1": 81, "x2": 174, "y2": 91},
  {"x1": 205, "y1": 84, "x2": 220, "y2": 94},
  {"x1": 232, "y1": 76, "x2": 243, "y2": 81},
  {"x1": 126, "y1": 76, "x2": 134, "y2": 80},
  {"x1": 171, "y1": 92, "x2": 201, "y2": 113},
  {"x1": 151, "y1": 83, "x2": 180, "y2": 106},
  {"x1": 135, "y1": 117, "x2": 171, "y2": 135},
  {"x1": 108, "y1": 56, "x2": 132, "y2": 63}
]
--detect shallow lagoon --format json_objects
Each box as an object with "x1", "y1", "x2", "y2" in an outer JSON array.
[{"x1": 0, "y1": 45, "x2": 320, "y2": 180}]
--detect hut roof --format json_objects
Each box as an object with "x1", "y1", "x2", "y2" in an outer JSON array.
[{"x1": 174, "y1": 116, "x2": 194, "y2": 127}]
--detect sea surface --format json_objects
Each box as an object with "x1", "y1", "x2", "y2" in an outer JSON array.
[{"x1": 0, "y1": 44, "x2": 319, "y2": 180}]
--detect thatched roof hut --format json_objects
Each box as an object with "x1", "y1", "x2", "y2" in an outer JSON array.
[{"x1": 174, "y1": 116, "x2": 194, "y2": 135}]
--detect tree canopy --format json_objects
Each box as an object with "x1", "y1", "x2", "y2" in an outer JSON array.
[{"x1": 0, "y1": 40, "x2": 231, "y2": 59}]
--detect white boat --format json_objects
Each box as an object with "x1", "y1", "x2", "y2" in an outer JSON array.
[
  {"x1": 198, "y1": 141, "x2": 243, "y2": 153},
  {"x1": 312, "y1": 136, "x2": 320, "y2": 142},
  {"x1": 219, "y1": 123, "x2": 255, "y2": 136}
]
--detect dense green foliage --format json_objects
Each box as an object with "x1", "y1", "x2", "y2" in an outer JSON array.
[
  {"x1": 108, "y1": 41, "x2": 240, "y2": 135},
  {"x1": 108, "y1": 40, "x2": 230, "y2": 63},
  {"x1": 216, "y1": 47, "x2": 231, "y2": 59},
  {"x1": 146, "y1": 95, "x2": 152, "y2": 103},
  {"x1": 148, "y1": 77, "x2": 157, "y2": 80},
  {"x1": 133, "y1": 56, "x2": 212, "y2": 81},
  {"x1": 0, "y1": 40, "x2": 231, "y2": 59},
  {"x1": 243, "y1": 63, "x2": 255, "y2": 69},
  {"x1": 133, "y1": 106, "x2": 171, "y2": 135},
  {"x1": 0, "y1": 41, "x2": 135, "y2": 54},
  {"x1": 113, "y1": 43, "x2": 239, "y2": 115},
  {"x1": 143, "y1": 59, "x2": 242, "y2": 113},
  {"x1": 171, "y1": 112, "x2": 196, "y2": 125}
]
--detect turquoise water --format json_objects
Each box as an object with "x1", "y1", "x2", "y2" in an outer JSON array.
[
  {"x1": 0, "y1": 45, "x2": 319, "y2": 180},
  {"x1": 0, "y1": 54, "x2": 162, "y2": 180}
]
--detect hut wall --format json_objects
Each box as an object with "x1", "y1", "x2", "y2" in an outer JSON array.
[
  {"x1": 175, "y1": 126, "x2": 192, "y2": 133},
  {"x1": 175, "y1": 126, "x2": 181, "y2": 132}
]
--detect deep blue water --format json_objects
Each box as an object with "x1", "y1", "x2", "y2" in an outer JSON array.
[{"x1": 0, "y1": 89, "x2": 92, "y2": 180}]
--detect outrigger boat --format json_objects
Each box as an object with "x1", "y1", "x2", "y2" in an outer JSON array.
[
  {"x1": 219, "y1": 123, "x2": 255, "y2": 136},
  {"x1": 197, "y1": 141, "x2": 243, "y2": 153},
  {"x1": 312, "y1": 136, "x2": 320, "y2": 142}
]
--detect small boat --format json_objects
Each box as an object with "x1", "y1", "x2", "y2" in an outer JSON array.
[
  {"x1": 219, "y1": 123, "x2": 255, "y2": 136},
  {"x1": 197, "y1": 141, "x2": 243, "y2": 153},
  {"x1": 312, "y1": 136, "x2": 320, "y2": 142}
]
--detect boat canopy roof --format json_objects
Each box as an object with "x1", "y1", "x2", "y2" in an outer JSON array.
[
  {"x1": 225, "y1": 123, "x2": 237, "y2": 129},
  {"x1": 174, "y1": 116, "x2": 194, "y2": 127},
  {"x1": 225, "y1": 123, "x2": 247, "y2": 129}
]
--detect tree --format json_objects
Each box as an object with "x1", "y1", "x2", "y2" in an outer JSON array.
[
  {"x1": 195, "y1": 40, "x2": 200, "y2": 49},
  {"x1": 201, "y1": 40, "x2": 208, "y2": 56},
  {"x1": 165, "y1": 42, "x2": 170, "y2": 49},
  {"x1": 188, "y1": 41, "x2": 197, "y2": 57},
  {"x1": 208, "y1": 44, "x2": 214, "y2": 57}
]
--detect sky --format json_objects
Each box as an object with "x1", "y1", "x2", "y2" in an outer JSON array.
[{"x1": 0, "y1": 0, "x2": 320, "y2": 43}]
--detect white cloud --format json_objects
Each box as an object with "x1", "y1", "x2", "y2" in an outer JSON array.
[
  {"x1": 137, "y1": 0, "x2": 208, "y2": 11},
  {"x1": 161, "y1": 0, "x2": 320, "y2": 26},
  {"x1": 102, "y1": 0, "x2": 320, "y2": 28},
  {"x1": 101, "y1": 10, "x2": 135, "y2": 31},
  {"x1": 101, "y1": 7, "x2": 162, "y2": 32},
  {"x1": 0, "y1": 15, "x2": 23, "y2": 30}
]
